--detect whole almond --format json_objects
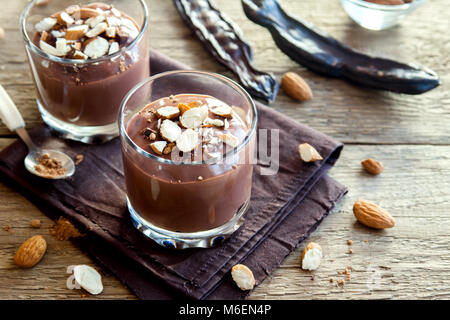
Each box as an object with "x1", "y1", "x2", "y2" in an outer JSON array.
[
  {"x1": 361, "y1": 158, "x2": 384, "y2": 175},
  {"x1": 353, "y1": 200, "x2": 395, "y2": 229},
  {"x1": 14, "y1": 235, "x2": 47, "y2": 268},
  {"x1": 281, "y1": 72, "x2": 313, "y2": 101}
]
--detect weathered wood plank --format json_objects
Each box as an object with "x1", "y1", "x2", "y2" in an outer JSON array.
[
  {"x1": 0, "y1": 0, "x2": 449, "y2": 144},
  {"x1": 1, "y1": 137, "x2": 449, "y2": 299}
]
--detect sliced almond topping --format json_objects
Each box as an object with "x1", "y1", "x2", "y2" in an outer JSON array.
[
  {"x1": 51, "y1": 30, "x2": 66, "y2": 38},
  {"x1": 106, "y1": 16, "x2": 121, "y2": 28},
  {"x1": 210, "y1": 104, "x2": 233, "y2": 118},
  {"x1": 40, "y1": 31, "x2": 49, "y2": 42},
  {"x1": 111, "y1": 7, "x2": 121, "y2": 17},
  {"x1": 35, "y1": 17, "x2": 57, "y2": 32},
  {"x1": 163, "y1": 142, "x2": 175, "y2": 155},
  {"x1": 156, "y1": 106, "x2": 180, "y2": 120},
  {"x1": 39, "y1": 40, "x2": 67, "y2": 57},
  {"x1": 298, "y1": 143, "x2": 323, "y2": 162},
  {"x1": 178, "y1": 103, "x2": 191, "y2": 115},
  {"x1": 160, "y1": 119, "x2": 182, "y2": 143},
  {"x1": 188, "y1": 101, "x2": 202, "y2": 108},
  {"x1": 65, "y1": 4, "x2": 81, "y2": 15},
  {"x1": 65, "y1": 25, "x2": 89, "y2": 40},
  {"x1": 86, "y1": 14, "x2": 106, "y2": 28},
  {"x1": 71, "y1": 42, "x2": 82, "y2": 50},
  {"x1": 231, "y1": 264, "x2": 255, "y2": 291},
  {"x1": 176, "y1": 129, "x2": 198, "y2": 153},
  {"x1": 179, "y1": 106, "x2": 208, "y2": 129},
  {"x1": 83, "y1": 36, "x2": 109, "y2": 58},
  {"x1": 57, "y1": 11, "x2": 75, "y2": 26},
  {"x1": 55, "y1": 38, "x2": 68, "y2": 52},
  {"x1": 108, "y1": 41, "x2": 119, "y2": 55},
  {"x1": 73, "y1": 50, "x2": 88, "y2": 60},
  {"x1": 77, "y1": 8, "x2": 100, "y2": 19},
  {"x1": 105, "y1": 26, "x2": 116, "y2": 38},
  {"x1": 85, "y1": 22, "x2": 107, "y2": 38},
  {"x1": 301, "y1": 242, "x2": 323, "y2": 271},
  {"x1": 150, "y1": 141, "x2": 167, "y2": 155},
  {"x1": 218, "y1": 133, "x2": 239, "y2": 148},
  {"x1": 203, "y1": 118, "x2": 224, "y2": 127}
]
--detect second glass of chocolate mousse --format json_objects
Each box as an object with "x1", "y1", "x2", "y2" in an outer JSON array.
[
  {"x1": 120, "y1": 71, "x2": 257, "y2": 249},
  {"x1": 20, "y1": 0, "x2": 149, "y2": 143}
]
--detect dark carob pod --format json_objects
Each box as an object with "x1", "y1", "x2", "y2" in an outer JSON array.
[
  {"x1": 242, "y1": 0, "x2": 440, "y2": 94},
  {"x1": 174, "y1": 0, "x2": 279, "y2": 103}
]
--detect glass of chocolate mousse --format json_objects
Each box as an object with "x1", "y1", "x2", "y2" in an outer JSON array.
[
  {"x1": 20, "y1": 0, "x2": 149, "y2": 143},
  {"x1": 119, "y1": 71, "x2": 258, "y2": 249}
]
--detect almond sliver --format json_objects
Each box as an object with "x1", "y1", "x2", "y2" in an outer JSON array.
[
  {"x1": 150, "y1": 141, "x2": 167, "y2": 155},
  {"x1": 176, "y1": 129, "x2": 198, "y2": 153},
  {"x1": 210, "y1": 104, "x2": 233, "y2": 118},
  {"x1": 218, "y1": 133, "x2": 239, "y2": 148},
  {"x1": 160, "y1": 119, "x2": 182, "y2": 142},
  {"x1": 179, "y1": 105, "x2": 208, "y2": 129},
  {"x1": 65, "y1": 25, "x2": 88, "y2": 40},
  {"x1": 156, "y1": 106, "x2": 180, "y2": 120}
]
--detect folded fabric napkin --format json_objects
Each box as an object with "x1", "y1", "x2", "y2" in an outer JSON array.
[{"x1": 0, "y1": 50, "x2": 347, "y2": 300}]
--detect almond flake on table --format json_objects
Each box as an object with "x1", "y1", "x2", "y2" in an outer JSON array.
[
  {"x1": 298, "y1": 143, "x2": 323, "y2": 162},
  {"x1": 72, "y1": 265, "x2": 103, "y2": 295},
  {"x1": 301, "y1": 242, "x2": 322, "y2": 271},
  {"x1": 231, "y1": 264, "x2": 255, "y2": 291}
]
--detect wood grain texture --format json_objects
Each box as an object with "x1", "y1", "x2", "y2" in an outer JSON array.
[{"x1": 0, "y1": 0, "x2": 449, "y2": 300}]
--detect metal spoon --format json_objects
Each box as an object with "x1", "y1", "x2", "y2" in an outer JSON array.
[{"x1": 0, "y1": 84, "x2": 75, "y2": 179}]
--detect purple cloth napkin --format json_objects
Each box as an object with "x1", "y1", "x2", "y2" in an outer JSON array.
[{"x1": 0, "y1": 50, "x2": 347, "y2": 299}]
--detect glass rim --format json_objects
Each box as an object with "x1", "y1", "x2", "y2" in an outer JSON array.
[
  {"x1": 343, "y1": 0, "x2": 425, "y2": 11},
  {"x1": 19, "y1": 0, "x2": 149, "y2": 64},
  {"x1": 119, "y1": 70, "x2": 258, "y2": 166}
]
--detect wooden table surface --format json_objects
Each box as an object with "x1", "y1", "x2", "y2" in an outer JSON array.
[{"x1": 0, "y1": 0, "x2": 449, "y2": 300}]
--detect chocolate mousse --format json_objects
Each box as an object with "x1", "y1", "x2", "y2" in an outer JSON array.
[
  {"x1": 29, "y1": 2, "x2": 149, "y2": 127},
  {"x1": 123, "y1": 94, "x2": 255, "y2": 233}
]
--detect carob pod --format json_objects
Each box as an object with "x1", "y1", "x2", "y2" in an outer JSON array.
[
  {"x1": 174, "y1": 0, "x2": 279, "y2": 103},
  {"x1": 242, "y1": 0, "x2": 440, "y2": 94}
]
